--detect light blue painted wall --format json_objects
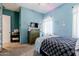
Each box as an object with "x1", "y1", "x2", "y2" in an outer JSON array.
[
  {"x1": 20, "y1": 7, "x2": 44, "y2": 44},
  {"x1": 44, "y1": 3, "x2": 76, "y2": 38},
  {"x1": 20, "y1": 3, "x2": 78, "y2": 44}
]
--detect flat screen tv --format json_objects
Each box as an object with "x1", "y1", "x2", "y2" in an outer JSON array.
[
  {"x1": 35, "y1": 23, "x2": 38, "y2": 28},
  {"x1": 30, "y1": 22, "x2": 38, "y2": 28}
]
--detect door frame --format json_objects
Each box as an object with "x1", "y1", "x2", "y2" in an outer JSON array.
[{"x1": 2, "y1": 14, "x2": 11, "y2": 48}]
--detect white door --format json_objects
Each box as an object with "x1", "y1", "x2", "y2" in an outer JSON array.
[{"x1": 2, "y1": 15, "x2": 11, "y2": 48}]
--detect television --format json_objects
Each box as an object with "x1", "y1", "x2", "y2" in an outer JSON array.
[
  {"x1": 30, "y1": 22, "x2": 38, "y2": 28},
  {"x1": 35, "y1": 23, "x2": 38, "y2": 28}
]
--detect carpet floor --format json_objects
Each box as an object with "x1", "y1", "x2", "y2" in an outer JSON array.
[{"x1": 0, "y1": 43, "x2": 34, "y2": 56}]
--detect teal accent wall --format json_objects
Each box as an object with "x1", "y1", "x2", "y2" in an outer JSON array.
[
  {"x1": 20, "y1": 7, "x2": 44, "y2": 44},
  {"x1": 44, "y1": 3, "x2": 76, "y2": 38},
  {"x1": 14, "y1": 12, "x2": 19, "y2": 29},
  {"x1": 3, "y1": 9, "x2": 19, "y2": 31}
]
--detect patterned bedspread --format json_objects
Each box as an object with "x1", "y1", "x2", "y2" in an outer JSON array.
[{"x1": 40, "y1": 37, "x2": 77, "y2": 56}]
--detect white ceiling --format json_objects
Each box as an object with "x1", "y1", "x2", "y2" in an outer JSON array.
[
  {"x1": 3, "y1": 3, "x2": 20, "y2": 12},
  {"x1": 3, "y1": 3, "x2": 63, "y2": 13}
]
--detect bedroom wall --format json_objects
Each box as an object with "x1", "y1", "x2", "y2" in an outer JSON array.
[
  {"x1": 20, "y1": 3, "x2": 78, "y2": 44},
  {"x1": 3, "y1": 9, "x2": 19, "y2": 31},
  {"x1": 20, "y1": 7, "x2": 44, "y2": 44},
  {"x1": 44, "y1": 3, "x2": 76, "y2": 38}
]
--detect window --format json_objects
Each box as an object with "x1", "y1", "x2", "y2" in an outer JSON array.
[
  {"x1": 72, "y1": 5, "x2": 79, "y2": 38},
  {"x1": 42, "y1": 16, "x2": 53, "y2": 36}
]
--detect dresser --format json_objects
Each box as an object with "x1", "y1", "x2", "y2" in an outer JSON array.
[{"x1": 28, "y1": 28, "x2": 40, "y2": 44}]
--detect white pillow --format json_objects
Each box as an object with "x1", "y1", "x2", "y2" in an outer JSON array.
[{"x1": 43, "y1": 34, "x2": 59, "y2": 39}]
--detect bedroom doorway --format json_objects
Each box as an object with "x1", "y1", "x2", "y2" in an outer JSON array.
[{"x1": 2, "y1": 15, "x2": 11, "y2": 48}]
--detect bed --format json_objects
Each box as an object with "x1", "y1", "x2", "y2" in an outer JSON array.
[
  {"x1": 34, "y1": 35, "x2": 60, "y2": 56},
  {"x1": 34, "y1": 35, "x2": 79, "y2": 56}
]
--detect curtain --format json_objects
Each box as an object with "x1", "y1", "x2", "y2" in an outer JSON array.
[
  {"x1": 42, "y1": 16, "x2": 53, "y2": 36},
  {"x1": 72, "y1": 6, "x2": 79, "y2": 38}
]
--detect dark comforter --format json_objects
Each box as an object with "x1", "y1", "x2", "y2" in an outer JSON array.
[{"x1": 40, "y1": 37, "x2": 77, "y2": 56}]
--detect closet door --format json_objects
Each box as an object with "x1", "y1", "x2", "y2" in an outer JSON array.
[{"x1": 0, "y1": 4, "x2": 2, "y2": 51}]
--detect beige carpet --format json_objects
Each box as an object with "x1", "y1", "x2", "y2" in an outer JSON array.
[{"x1": 0, "y1": 43, "x2": 34, "y2": 56}]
